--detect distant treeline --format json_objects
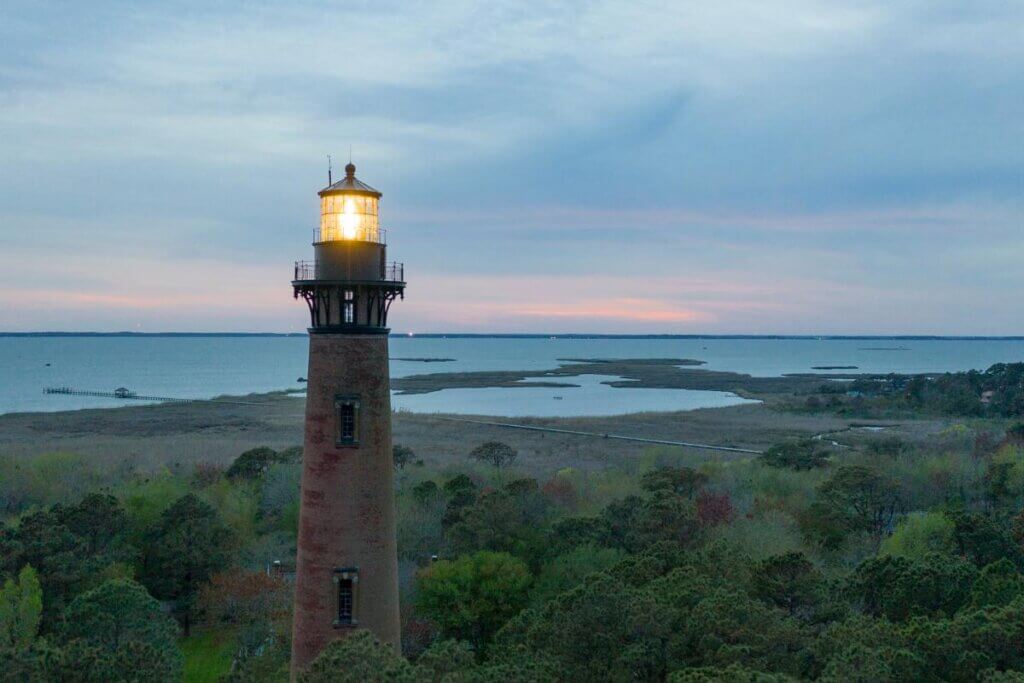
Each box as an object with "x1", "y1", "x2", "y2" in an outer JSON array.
[{"x1": 817, "y1": 363, "x2": 1024, "y2": 417}]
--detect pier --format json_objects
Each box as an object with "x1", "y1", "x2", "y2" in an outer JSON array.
[{"x1": 44, "y1": 387, "x2": 266, "y2": 406}]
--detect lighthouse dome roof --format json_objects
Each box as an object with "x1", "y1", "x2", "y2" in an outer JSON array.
[{"x1": 319, "y1": 162, "x2": 381, "y2": 198}]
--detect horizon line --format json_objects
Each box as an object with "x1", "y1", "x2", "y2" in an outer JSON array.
[{"x1": 3, "y1": 332, "x2": 1024, "y2": 341}]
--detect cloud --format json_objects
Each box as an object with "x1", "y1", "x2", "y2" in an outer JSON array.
[{"x1": 0, "y1": 1, "x2": 1022, "y2": 332}]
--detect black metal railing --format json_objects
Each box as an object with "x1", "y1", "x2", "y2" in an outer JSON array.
[
  {"x1": 384, "y1": 261, "x2": 404, "y2": 282},
  {"x1": 312, "y1": 225, "x2": 386, "y2": 244},
  {"x1": 293, "y1": 260, "x2": 404, "y2": 282}
]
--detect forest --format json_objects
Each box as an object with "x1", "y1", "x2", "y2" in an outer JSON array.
[
  {"x1": 4, "y1": 414, "x2": 1024, "y2": 681},
  {"x1": 810, "y1": 362, "x2": 1024, "y2": 419}
]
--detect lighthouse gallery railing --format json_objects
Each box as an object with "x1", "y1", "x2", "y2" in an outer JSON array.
[{"x1": 294, "y1": 261, "x2": 404, "y2": 282}]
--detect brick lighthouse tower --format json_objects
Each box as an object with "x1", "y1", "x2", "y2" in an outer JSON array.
[{"x1": 290, "y1": 161, "x2": 405, "y2": 674}]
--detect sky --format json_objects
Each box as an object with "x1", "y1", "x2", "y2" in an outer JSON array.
[{"x1": 1, "y1": 1, "x2": 1022, "y2": 335}]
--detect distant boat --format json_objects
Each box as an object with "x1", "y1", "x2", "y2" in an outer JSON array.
[{"x1": 297, "y1": 377, "x2": 307, "y2": 383}]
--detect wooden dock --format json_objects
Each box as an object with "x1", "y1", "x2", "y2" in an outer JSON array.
[{"x1": 43, "y1": 387, "x2": 267, "y2": 406}]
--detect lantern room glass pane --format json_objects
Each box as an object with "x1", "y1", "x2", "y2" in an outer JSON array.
[{"x1": 320, "y1": 194, "x2": 380, "y2": 242}]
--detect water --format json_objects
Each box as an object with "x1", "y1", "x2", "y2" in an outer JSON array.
[
  {"x1": 2, "y1": 336, "x2": 1023, "y2": 417},
  {"x1": 392, "y1": 374, "x2": 758, "y2": 417}
]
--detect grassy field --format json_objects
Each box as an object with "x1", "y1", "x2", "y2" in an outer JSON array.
[{"x1": 0, "y1": 388, "x2": 954, "y2": 481}]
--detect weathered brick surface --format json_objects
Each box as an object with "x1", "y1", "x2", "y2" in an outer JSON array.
[{"x1": 290, "y1": 333, "x2": 400, "y2": 674}]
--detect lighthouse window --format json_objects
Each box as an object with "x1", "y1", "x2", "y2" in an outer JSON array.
[
  {"x1": 343, "y1": 289, "x2": 355, "y2": 324},
  {"x1": 333, "y1": 567, "x2": 358, "y2": 626},
  {"x1": 335, "y1": 395, "x2": 360, "y2": 446},
  {"x1": 338, "y1": 579, "x2": 353, "y2": 622}
]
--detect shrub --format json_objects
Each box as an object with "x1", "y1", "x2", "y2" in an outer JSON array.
[
  {"x1": 393, "y1": 445, "x2": 416, "y2": 469},
  {"x1": 230, "y1": 447, "x2": 293, "y2": 480},
  {"x1": 191, "y1": 462, "x2": 224, "y2": 488},
  {"x1": 760, "y1": 440, "x2": 829, "y2": 471}
]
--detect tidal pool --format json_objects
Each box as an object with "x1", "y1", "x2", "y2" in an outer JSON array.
[{"x1": 390, "y1": 374, "x2": 759, "y2": 417}]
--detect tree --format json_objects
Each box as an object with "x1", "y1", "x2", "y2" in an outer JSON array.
[
  {"x1": 541, "y1": 476, "x2": 578, "y2": 510},
  {"x1": 954, "y1": 595, "x2": 1024, "y2": 672},
  {"x1": 301, "y1": 630, "x2": 417, "y2": 682},
  {"x1": 531, "y1": 545, "x2": 626, "y2": 606},
  {"x1": 846, "y1": 553, "x2": 976, "y2": 621},
  {"x1": 879, "y1": 511, "x2": 956, "y2": 560},
  {"x1": 949, "y1": 511, "x2": 1022, "y2": 567},
  {"x1": 446, "y1": 482, "x2": 551, "y2": 565},
  {"x1": 673, "y1": 589, "x2": 807, "y2": 675},
  {"x1": 415, "y1": 638, "x2": 476, "y2": 679},
  {"x1": 641, "y1": 466, "x2": 708, "y2": 497},
  {"x1": 970, "y1": 559, "x2": 1024, "y2": 608},
  {"x1": 696, "y1": 491, "x2": 735, "y2": 527},
  {"x1": 759, "y1": 440, "x2": 829, "y2": 470},
  {"x1": 54, "y1": 493, "x2": 130, "y2": 558},
  {"x1": 199, "y1": 569, "x2": 290, "y2": 626},
  {"x1": 899, "y1": 616, "x2": 975, "y2": 682},
  {"x1": 416, "y1": 550, "x2": 532, "y2": 652},
  {"x1": 494, "y1": 572, "x2": 671, "y2": 681},
  {"x1": 59, "y1": 579, "x2": 182, "y2": 682},
  {"x1": 469, "y1": 441, "x2": 518, "y2": 474},
  {"x1": 0, "y1": 509, "x2": 93, "y2": 622},
  {"x1": 393, "y1": 444, "x2": 416, "y2": 469},
  {"x1": 225, "y1": 447, "x2": 291, "y2": 480},
  {"x1": 545, "y1": 516, "x2": 607, "y2": 556},
  {"x1": 752, "y1": 552, "x2": 819, "y2": 615},
  {"x1": 601, "y1": 492, "x2": 700, "y2": 553},
  {"x1": 198, "y1": 569, "x2": 291, "y2": 661},
  {"x1": 808, "y1": 615, "x2": 909, "y2": 678},
  {"x1": 669, "y1": 664, "x2": 795, "y2": 682},
  {"x1": 140, "y1": 494, "x2": 233, "y2": 635},
  {"x1": 411, "y1": 480, "x2": 441, "y2": 505},
  {"x1": 442, "y1": 474, "x2": 478, "y2": 527},
  {"x1": 814, "y1": 465, "x2": 902, "y2": 539},
  {"x1": 0, "y1": 565, "x2": 42, "y2": 650},
  {"x1": 818, "y1": 644, "x2": 924, "y2": 683}
]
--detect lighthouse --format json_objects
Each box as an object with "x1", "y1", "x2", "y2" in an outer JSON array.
[{"x1": 290, "y1": 162, "x2": 405, "y2": 673}]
